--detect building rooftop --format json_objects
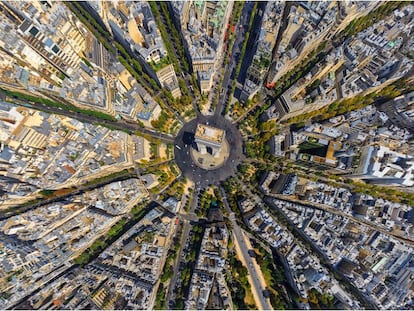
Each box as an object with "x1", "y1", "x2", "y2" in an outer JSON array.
[{"x1": 195, "y1": 124, "x2": 225, "y2": 144}]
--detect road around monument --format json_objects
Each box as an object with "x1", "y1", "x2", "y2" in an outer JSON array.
[{"x1": 174, "y1": 114, "x2": 244, "y2": 188}]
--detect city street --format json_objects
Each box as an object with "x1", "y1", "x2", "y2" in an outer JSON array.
[
  {"x1": 174, "y1": 114, "x2": 244, "y2": 188},
  {"x1": 0, "y1": 82, "x2": 175, "y2": 144},
  {"x1": 166, "y1": 188, "x2": 199, "y2": 307},
  {"x1": 264, "y1": 194, "x2": 414, "y2": 246},
  {"x1": 214, "y1": 1, "x2": 257, "y2": 118},
  {"x1": 0, "y1": 169, "x2": 136, "y2": 220},
  {"x1": 2, "y1": 0, "x2": 413, "y2": 310},
  {"x1": 220, "y1": 187, "x2": 273, "y2": 310}
]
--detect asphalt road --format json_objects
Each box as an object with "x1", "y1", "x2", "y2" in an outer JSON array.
[
  {"x1": 0, "y1": 82, "x2": 175, "y2": 144},
  {"x1": 265, "y1": 194, "x2": 414, "y2": 246},
  {"x1": 9, "y1": 264, "x2": 76, "y2": 309},
  {"x1": 215, "y1": 1, "x2": 254, "y2": 117},
  {"x1": 167, "y1": 187, "x2": 200, "y2": 307},
  {"x1": 236, "y1": 1, "x2": 267, "y2": 85},
  {"x1": 174, "y1": 115, "x2": 244, "y2": 188},
  {"x1": 0, "y1": 171, "x2": 136, "y2": 220},
  {"x1": 220, "y1": 187, "x2": 272, "y2": 310},
  {"x1": 263, "y1": 196, "x2": 379, "y2": 309}
]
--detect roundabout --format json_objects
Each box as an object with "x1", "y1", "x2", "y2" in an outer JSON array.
[{"x1": 174, "y1": 114, "x2": 244, "y2": 188}]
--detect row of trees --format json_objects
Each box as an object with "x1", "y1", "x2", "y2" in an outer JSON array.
[
  {"x1": 154, "y1": 221, "x2": 184, "y2": 309},
  {"x1": 39, "y1": 187, "x2": 74, "y2": 198},
  {"x1": 306, "y1": 288, "x2": 336, "y2": 309},
  {"x1": 347, "y1": 179, "x2": 414, "y2": 207},
  {"x1": 176, "y1": 79, "x2": 197, "y2": 120},
  {"x1": 146, "y1": 162, "x2": 180, "y2": 194},
  {"x1": 74, "y1": 202, "x2": 149, "y2": 266},
  {"x1": 81, "y1": 168, "x2": 135, "y2": 187},
  {"x1": 69, "y1": 2, "x2": 163, "y2": 95},
  {"x1": 149, "y1": 2, "x2": 187, "y2": 76},
  {"x1": 151, "y1": 111, "x2": 171, "y2": 133},
  {"x1": 339, "y1": 2, "x2": 408, "y2": 38},
  {"x1": 159, "y1": 176, "x2": 186, "y2": 202},
  {"x1": 227, "y1": 250, "x2": 256, "y2": 309},
  {"x1": 115, "y1": 42, "x2": 159, "y2": 93},
  {"x1": 235, "y1": 1, "x2": 258, "y2": 80},
  {"x1": 171, "y1": 224, "x2": 204, "y2": 309},
  {"x1": 286, "y1": 77, "x2": 414, "y2": 126},
  {"x1": 305, "y1": 79, "x2": 321, "y2": 96},
  {"x1": 148, "y1": 2, "x2": 200, "y2": 119},
  {"x1": 200, "y1": 0, "x2": 244, "y2": 113},
  {"x1": 71, "y1": 0, "x2": 197, "y2": 128},
  {"x1": 270, "y1": 41, "x2": 328, "y2": 99},
  {"x1": 155, "y1": 0, "x2": 205, "y2": 106},
  {"x1": 225, "y1": 2, "x2": 258, "y2": 114},
  {"x1": 223, "y1": 1, "x2": 244, "y2": 70},
  {"x1": 67, "y1": 2, "x2": 115, "y2": 54},
  {"x1": 1, "y1": 88, "x2": 116, "y2": 121},
  {"x1": 243, "y1": 120, "x2": 279, "y2": 159},
  {"x1": 278, "y1": 2, "x2": 411, "y2": 127},
  {"x1": 196, "y1": 187, "x2": 222, "y2": 218},
  {"x1": 254, "y1": 245, "x2": 294, "y2": 309},
  {"x1": 221, "y1": 178, "x2": 250, "y2": 231},
  {"x1": 232, "y1": 93, "x2": 262, "y2": 121},
  {"x1": 158, "y1": 2, "x2": 191, "y2": 75}
]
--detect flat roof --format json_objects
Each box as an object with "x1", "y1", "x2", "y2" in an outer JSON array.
[{"x1": 195, "y1": 123, "x2": 224, "y2": 144}]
